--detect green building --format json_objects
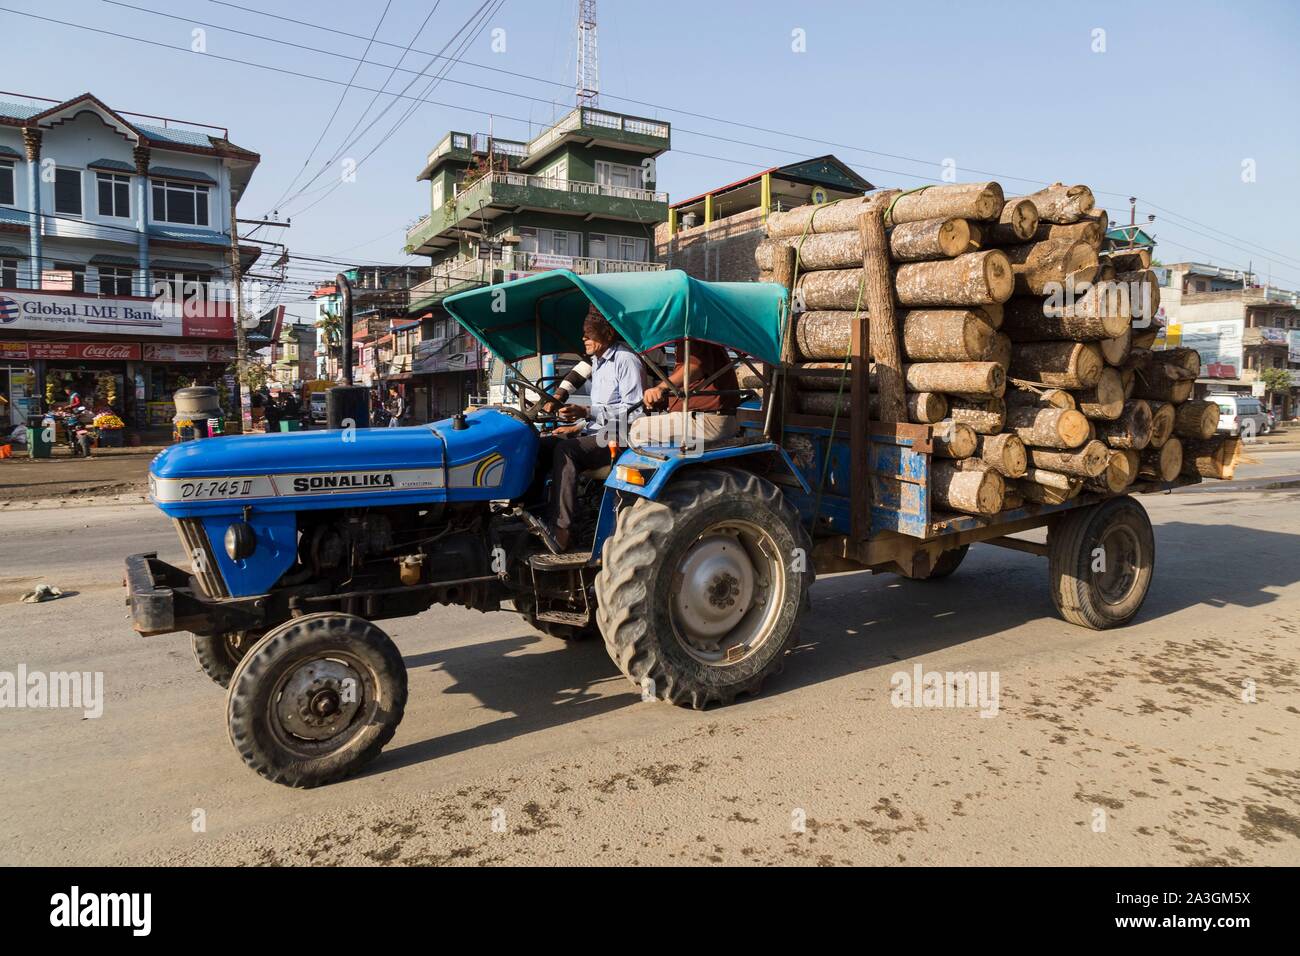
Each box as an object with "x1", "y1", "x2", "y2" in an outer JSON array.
[{"x1": 402, "y1": 106, "x2": 671, "y2": 417}]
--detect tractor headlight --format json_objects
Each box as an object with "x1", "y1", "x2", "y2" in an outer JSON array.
[{"x1": 224, "y1": 521, "x2": 257, "y2": 561}]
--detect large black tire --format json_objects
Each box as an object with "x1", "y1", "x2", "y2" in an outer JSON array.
[
  {"x1": 594, "y1": 467, "x2": 813, "y2": 709},
  {"x1": 913, "y1": 545, "x2": 969, "y2": 581},
  {"x1": 226, "y1": 613, "x2": 407, "y2": 788},
  {"x1": 1048, "y1": 495, "x2": 1154, "y2": 629},
  {"x1": 190, "y1": 632, "x2": 254, "y2": 688}
]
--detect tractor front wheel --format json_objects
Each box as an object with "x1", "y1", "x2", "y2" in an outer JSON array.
[
  {"x1": 226, "y1": 613, "x2": 407, "y2": 787},
  {"x1": 191, "y1": 631, "x2": 256, "y2": 688},
  {"x1": 594, "y1": 468, "x2": 813, "y2": 709}
]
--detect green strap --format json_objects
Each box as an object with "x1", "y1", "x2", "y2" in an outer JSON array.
[{"x1": 883, "y1": 185, "x2": 931, "y2": 229}]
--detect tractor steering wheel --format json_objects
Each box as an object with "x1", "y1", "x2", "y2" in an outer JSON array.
[{"x1": 505, "y1": 377, "x2": 562, "y2": 422}]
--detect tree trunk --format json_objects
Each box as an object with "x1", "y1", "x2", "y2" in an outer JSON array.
[
  {"x1": 974, "y1": 431, "x2": 1028, "y2": 477},
  {"x1": 870, "y1": 361, "x2": 1006, "y2": 397},
  {"x1": 882, "y1": 182, "x2": 1005, "y2": 225},
  {"x1": 1181, "y1": 437, "x2": 1242, "y2": 479},
  {"x1": 1072, "y1": 366, "x2": 1125, "y2": 420},
  {"x1": 1086, "y1": 449, "x2": 1139, "y2": 493},
  {"x1": 984, "y1": 198, "x2": 1039, "y2": 245},
  {"x1": 765, "y1": 194, "x2": 876, "y2": 238},
  {"x1": 892, "y1": 250, "x2": 1015, "y2": 306},
  {"x1": 1027, "y1": 439, "x2": 1110, "y2": 477},
  {"x1": 987, "y1": 332, "x2": 1012, "y2": 373},
  {"x1": 1034, "y1": 219, "x2": 1102, "y2": 249},
  {"x1": 1009, "y1": 183, "x2": 1095, "y2": 224},
  {"x1": 950, "y1": 396, "x2": 1006, "y2": 434},
  {"x1": 1005, "y1": 387, "x2": 1076, "y2": 410},
  {"x1": 1117, "y1": 269, "x2": 1160, "y2": 324},
  {"x1": 1105, "y1": 247, "x2": 1152, "y2": 271},
  {"x1": 1099, "y1": 328, "x2": 1132, "y2": 365},
  {"x1": 1009, "y1": 340, "x2": 1104, "y2": 389},
  {"x1": 1147, "y1": 400, "x2": 1177, "y2": 449},
  {"x1": 932, "y1": 460, "x2": 1005, "y2": 515},
  {"x1": 1174, "y1": 400, "x2": 1218, "y2": 441},
  {"x1": 797, "y1": 389, "x2": 948, "y2": 424},
  {"x1": 973, "y1": 303, "x2": 1003, "y2": 329},
  {"x1": 1131, "y1": 360, "x2": 1195, "y2": 403},
  {"x1": 794, "y1": 310, "x2": 856, "y2": 360},
  {"x1": 931, "y1": 419, "x2": 978, "y2": 459},
  {"x1": 1002, "y1": 294, "x2": 1129, "y2": 341},
  {"x1": 755, "y1": 216, "x2": 972, "y2": 271},
  {"x1": 859, "y1": 204, "x2": 906, "y2": 423},
  {"x1": 1140, "y1": 437, "x2": 1183, "y2": 481},
  {"x1": 901, "y1": 309, "x2": 995, "y2": 362},
  {"x1": 1004, "y1": 405, "x2": 1091, "y2": 448},
  {"x1": 1015, "y1": 472, "x2": 1082, "y2": 503},
  {"x1": 1003, "y1": 238, "x2": 1099, "y2": 296},
  {"x1": 1095, "y1": 399, "x2": 1153, "y2": 450}
]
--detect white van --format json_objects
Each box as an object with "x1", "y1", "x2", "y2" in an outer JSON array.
[{"x1": 1210, "y1": 394, "x2": 1270, "y2": 437}]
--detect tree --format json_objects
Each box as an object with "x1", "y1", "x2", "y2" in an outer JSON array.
[{"x1": 1258, "y1": 366, "x2": 1292, "y2": 406}]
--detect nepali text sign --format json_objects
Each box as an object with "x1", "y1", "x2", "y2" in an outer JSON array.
[
  {"x1": 1180, "y1": 319, "x2": 1243, "y2": 379},
  {"x1": 142, "y1": 343, "x2": 236, "y2": 363},
  {"x1": 0, "y1": 290, "x2": 233, "y2": 339},
  {"x1": 25, "y1": 342, "x2": 142, "y2": 361}
]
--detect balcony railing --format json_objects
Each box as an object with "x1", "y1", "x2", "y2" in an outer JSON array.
[
  {"x1": 526, "y1": 106, "x2": 670, "y2": 158},
  {"x1": 454, "y1": 170, "x2": 667, "y2": 204},
  {"x1": 408, "y1": 251, "x2": 664, "y2": 305}
]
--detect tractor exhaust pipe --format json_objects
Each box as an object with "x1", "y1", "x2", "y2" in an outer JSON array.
[{"x1": 328, "y1": 272, "x2": 369, "y2": 430}]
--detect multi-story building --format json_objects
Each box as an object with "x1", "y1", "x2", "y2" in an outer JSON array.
[
  {"x1": 402, "y1": 106, "x2": 671, "y2": 418},
  {"x1": 0, "y1": 91, "x2": 260, "y2": 432},
  {"x1": 654, "y1": 156, "x2": 871, "y2": 282},
  {"x1": 1155, "y1": 261, "x2": 1300, "y2": 416},
  {"x1": 267, "y1": 321, "x2": 317, "y2": 385}
]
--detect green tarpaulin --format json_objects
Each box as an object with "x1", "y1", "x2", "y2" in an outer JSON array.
[{"x1": 442, "y1": 269, "x2": 788, "y2": 366}]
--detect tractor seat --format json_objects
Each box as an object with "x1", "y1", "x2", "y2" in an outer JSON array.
[{"x1": 581, "y1": 464, "x2": 612, "y2": 480}]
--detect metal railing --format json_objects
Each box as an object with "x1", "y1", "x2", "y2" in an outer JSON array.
[
  {"x1": 408, "y1": 251, "x2": 664, "y2": 304},
  {"x1": 454, "y1": 170, "x2": 667, "y2": 204}
]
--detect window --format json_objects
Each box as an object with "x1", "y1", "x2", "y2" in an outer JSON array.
[
  {"x1": 54, "y1": 168, "x2": 82, "y2": 215},
  {"x1": 0, "y1": 161, "x2": 13, "y2": 206},
  {"x1": 517, "y1": 226, "x2": 579, "y2": 258},
  {"x1": 588, "y1": 233, "x2": 648, "y2": 262},
  {"x1": 52, "y1": 262, "x2": 87, "y2": 293},
  {"x1": 98, "y1": 266, "x2": 133, "y2": 296},
  {"x1": 0, "y1": 258, "x2": 16, "y2": 288},
  {"x1": 96, "y1": 172, "x2": 131, "y2": 218},
  {"x1": 595, "y1": 160, "x2": 643, "y2": 192},
  {"x1": 151, "y1": 179, "x2": 209, "y2": 226},
  {"x1": 538, "y1": 156, "x2": 568, "y2": 186},
  {"x1": 152, "y1": 270, "x2": 211, "y2": 304},
  {"x1": 431, "y1": 177, "x2": 445, "y2": 209}
]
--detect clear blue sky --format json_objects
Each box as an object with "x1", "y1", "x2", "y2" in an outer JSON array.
[{"x1": 7, "y1": 0, "x2": 1300, "y2": 321}]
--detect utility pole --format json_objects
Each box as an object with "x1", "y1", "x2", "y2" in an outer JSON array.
[{"x1": 228, "y1": 192, "x2": 253, "y2": 433}]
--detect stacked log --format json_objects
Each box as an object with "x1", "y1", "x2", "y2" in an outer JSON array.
[{"x1": 766, "y1": 181, "x2": 1234, "y2": 517}]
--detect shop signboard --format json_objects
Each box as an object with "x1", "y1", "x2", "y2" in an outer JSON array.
[
  {"x1": 1258, "y1": 326, "x2": 1288, "y2": 345},
  {"x1": 1179, "y1": 319, "x2": 1243, "y2": 378},
  {"x1": 0, "y1": 289, "x2": 233, "y2": 338},
  {"x1": 1289, "y1": 329, "x2": 1300, "y2": 364},
  {"x1": 1, "y1": 342, "x2": 30, "y2": 361},
  {"x1": 25, "y1": 342, "x2": 142, "y2": 361},
  {"x1": 142, "y1": 344, "x2": 236, "y2": 363}
]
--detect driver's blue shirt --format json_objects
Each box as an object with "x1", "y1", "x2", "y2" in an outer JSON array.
[{"x1": 584, "y1": 343, "x2": 644, "y2": 439}]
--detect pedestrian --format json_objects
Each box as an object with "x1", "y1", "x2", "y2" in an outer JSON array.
[{"x1": 385, "y1": 386, "x2": 404, "y2": 428}]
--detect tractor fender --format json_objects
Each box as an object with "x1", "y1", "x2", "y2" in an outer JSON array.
[{"x1": 603, "y1": 441, "x2": 809, "y2": 501}]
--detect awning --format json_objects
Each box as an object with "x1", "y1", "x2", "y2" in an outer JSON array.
[
  {"x1": 149, "y1": 166, "x2": 218, "y2": 184},
  {"x1": 0, "y1": 245, "x2": 28, "y2": 258},
  {"x1": 89, "y1": 253, "x2": 140, "y2": 267},
  {"x1": 0, "y1": 145, "x2": 22, "y2": 159},
  {"x1": 89, "y1": 158, "x2": 135, "y2": 174},
  {"x1": 443, "y1": 269, "x2": 788, "y2": 366},
  {"x1": 151, "y1": 259, "x2": 217, "y2": 273}
]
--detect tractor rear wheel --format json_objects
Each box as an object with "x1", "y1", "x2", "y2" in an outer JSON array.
[
  {"x1": 1048, "y1": 495, "x2": 1155, "y2": 629},
  {"x1": 226, "y1": 612, "x2": 407, "y2": 787},
  {"x1": 594, "y1": 468, "x2": 813, "y2": 709}
]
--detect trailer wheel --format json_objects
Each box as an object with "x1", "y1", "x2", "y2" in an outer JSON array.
[
  {"x1": 226, "y1": 613, "x2": 407, "y2": 788},
  {"x1": 594, "y1": 468, "x2": 813, "y2": 709},
  {"x1": 191, "y1": 631, "x2": 254, "y2": 688},
  {"x1": 1048, "y1": 495, "x2": 1154, "y2": 629},
  {"x1": 914, "y1": 545, "x2": 969, "y2": 581}
]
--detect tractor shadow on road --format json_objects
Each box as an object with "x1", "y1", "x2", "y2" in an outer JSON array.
[
  {"x1": 369, "y1": 630, "x2": 634, "y2": 775},
  {"x1": 764, "y1": 519, "x2": 1300, "y2": 699}
]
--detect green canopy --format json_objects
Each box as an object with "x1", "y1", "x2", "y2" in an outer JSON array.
[{"x1": 442, "y1": 269, "x2": 788, "y2": 366}]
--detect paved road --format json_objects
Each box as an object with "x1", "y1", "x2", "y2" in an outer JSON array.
[{"x1": 1, "y1": 456, "x2": 1297, "y2": 866}]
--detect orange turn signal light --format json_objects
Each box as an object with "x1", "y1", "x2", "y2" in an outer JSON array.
[{"x1": 614, "y1": 465, "x2": 647, "y2": 486}]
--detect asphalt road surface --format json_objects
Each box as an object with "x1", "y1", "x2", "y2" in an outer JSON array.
[{"x1": 1, "y1": 454, "x2": 1297, "y2": 866}]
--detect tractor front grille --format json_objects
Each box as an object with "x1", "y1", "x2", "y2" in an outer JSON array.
[{"x1": 173, "y1": 518, "x2": 230, "y2": 599}]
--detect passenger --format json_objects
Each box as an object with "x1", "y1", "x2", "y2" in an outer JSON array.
[{"x1": 631, "y1": 338, "x2": 739, "y2": 449}]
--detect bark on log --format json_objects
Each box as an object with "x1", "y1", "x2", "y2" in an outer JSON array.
[
  {"x1": 932, "y1": 460, "x2": 1005, "y2": 515},
  {"x1": 949, "y1": 397, "x2": 1006, "y2": 434},
  {"x1": 1004, "y1": 238, "x2": 1099, "y2": 296},
  {"x1": 963, "y1": 221, "x2": 984, "y2": 253},
  {"x1": 1027, "y1": 439, "x2": 1110, "y2": 478},
  {"x1": 882, "y1": 182, "x2": 1005, "y2": 226},
  {"x1": 1086, "y1": 449, "x2": 1139, "y2": 493},
  {"x1": 988, "y1": 332, "x2": 1012, "y2": 373},
  {"x1": 1034, "y1": 219, "x2": 1103, "y2": 249},
  {"x1": 1010, "y1": 183, "x2": 1095, "y2": 224},
  {"x1": 765, "y1": 194, "x2": 877, "y2": 238},
  {"x1": 1148, "y1": 400, "x2": 1177, "y2": 449},
  {"x1": 1095, "y1": 399, "x2": 1154, "y2": 450},
  {"x1": 755, "y1": 216, "x2": 972, "y2": 271},
  {"x1": 1009, "y1": 340, "x2": 1104, "y2": 389},
  {"x1": 794, "y1": 310, "x2": 856, "y2": 361},
  {"x1": 1117, "y1": 269, "x2": 1160, "y2": 324},
  {"x1": 931, "y1": 420, "x2": 979, "y2": 459},
  {"x1": 871, "y1": 361, "x2": 1006, "y2": 397},
  {"x1": 1002, "y1": 293, "x2": 1129, "y2": 341},
  {"x1": 892, "y1": 250, "x2": 1015, "y2": 306},
  {"x1": 1015, "y1": 474, "x2": 1082, "y2": 504},
  {"x1": 797, "y1": 308, "x2": 998, "y2": 361},
  {"x1": 972, "y1": 303, "x2": 1003, "y2": 329},
  {"x1": 1140, "y1": 437, "x2": 1183, "y2": 482},
  {"x1": 1105, "y1": 247, "x2": 1152, "y2": 271},
  {"x1": 1004, "y1": 405, "x2": 1091, "y2": 449},
  {"x1": 984, "y1": 198, "x2": 1039, "y2": 245},
  {"x1": 1005, "y1": 387, "x2": 1076, "y2": 410},
  {"x1": 975, "y1": 431, "x2": 1028, "y2": 477},
  {"x1": 797, "y1": 389, "x2": 948, "y2": 424},
  {"x1": 1174, "y1": 400, "x2": 1218, "y2": 441},
  {"x1": 1131, "y1": 360, "x2": 1194, "y2": 403},
  {"x1": 1072, "y1": 367, "x2": 1125, "y2": 420},
  {"x1": 1022, "y1": 467, "x2": 1079, "y2": 491},
  {"x1": 859, "y1": 204, "x2": 906, "y2": 423},
  {"x1": 1181, "y1": 437, "x2": 1242, "y2": 479},
  {"x1": 1121, "y1": 367, "x2": 1136, "y2": 399},
  {"x1": 1099, "y1": 328, "x2": 1132, "y2": 366},
  {"x1": 901, "y1": 309, "x2": 995, "y2": 362}
]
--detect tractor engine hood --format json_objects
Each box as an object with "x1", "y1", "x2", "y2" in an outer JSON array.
[{"x1": 149, "y1": 407, "x2": 538, "y2": 517}]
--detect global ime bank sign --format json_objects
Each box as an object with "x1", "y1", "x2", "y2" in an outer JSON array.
[{"x1": 0, "y1": 289, "x2": 234, "y2": 339}]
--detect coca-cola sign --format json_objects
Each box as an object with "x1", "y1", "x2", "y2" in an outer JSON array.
[{"x1": 26, "y1": 342, "x2": 142, "y2": 361}]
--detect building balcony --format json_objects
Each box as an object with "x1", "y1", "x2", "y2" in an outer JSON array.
[
  {"x1": 405, "y1": 171, "x2": 669, "y2": 255},
  {"x1": 407, "y1": 251, "x2": 666, "y2": 310},
  {"x1": 522, "y1": 107, "x2": 670, "y2": 169}
]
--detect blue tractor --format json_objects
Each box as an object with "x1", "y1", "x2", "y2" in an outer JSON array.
[{"x1": 127, "y1": 270, "x2": 816, "y2": 787}]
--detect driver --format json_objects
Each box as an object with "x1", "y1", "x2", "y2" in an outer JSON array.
[{"x1": 537, "y1": 307, "x2": 643, "y2": 552}]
